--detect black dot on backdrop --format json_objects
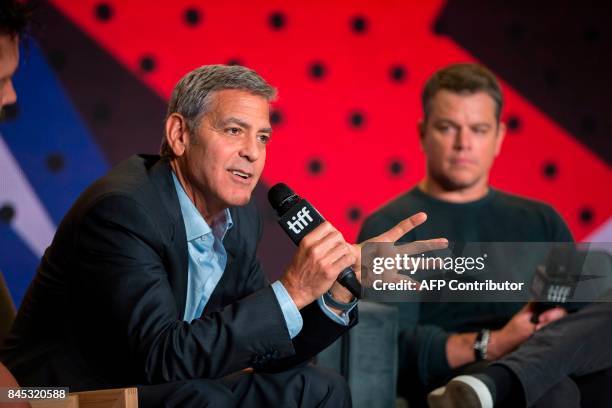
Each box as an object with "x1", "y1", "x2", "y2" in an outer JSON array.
[
  {"x1": 507, "y1": 116, "x2": 521, "y2": 132},
  {"x1": 46, "y1": 153, "x2": 65, "y2": 173},
  {"x1": 505, "y1": 21, "x2": 524, "y2": 41},
  {"x1": 309, "y1": 62, "x2": 326, "y2": 79},
  {"x1": 308, "y1": 159, "x2": 323, "y2": 175},
  {"x1": 542, "y1": 162, "x2": 557, "y2": 179},
  {"x1": 140, "y1": 56, "x2": 156, "y2": 72},
  {"x1": 269, "y1": 11, "x2": 286, "y2": 30},
  {"x1": 0, "y1": 203, "x2": 15, "y2": 223},
  {"x1": 389, "y1": 160, "x2": 404, "y2": 176},
  {"x1": 95, "y1": 3, "x2": 113, "y2": 22},
  {"x1": 348, "y1": 207, "x2": 362, "y2": 222},
  {"x1": 270, "y1": 110, "x2": 283, "y2": 125},
  {"x1": 349, "y1": 111, "x2": 365, "y2": 128},
  {"x1": 1, "y1": 103, "x2": 18, "y2": 121},
  {"x1": 184, "y1": 7, "x2": 201, "y2": 26},
  {"x1": 580, "y1": 207, "x2": 594, "y2": 224},
  {"x1": 390, "y1": 65, "x2": 407, "y2": 82},
  {"x1": 227, "y1": 58, "x2": 242, "y2": 66},
  {"x1": 351, "y1": 15, "x2": 368, "y2": 33},
  {"x1": 92, "y1": 101, "x2": 111, "y2": 125},
  {"x1": 47, "y1": 50, "x2": 66, "y2": 71},
  {"x1": 580, "y1": 115, "x2": 597, "y2": 134}
]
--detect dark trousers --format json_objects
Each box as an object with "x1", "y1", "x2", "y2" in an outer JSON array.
[
  {"x1": 401, "y1": 302, "x2": 612, "y2": 408},
  {"x1": 495, "y1": 302, "x2": 612, "y2": 407},
  {"x1": 519, "y1": 369, "x2": 612, "y2": 408},
  {"x1": 137, "y1": 363, "x2": 351, "y2": 408}
]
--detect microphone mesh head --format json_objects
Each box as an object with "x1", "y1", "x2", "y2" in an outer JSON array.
[{"x1": 268, "y1": 183, "x2": 295, "y2": 210}]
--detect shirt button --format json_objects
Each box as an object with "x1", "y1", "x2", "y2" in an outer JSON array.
[{"x1": 198, "y1": 257, "x2": 203, "y2": 262}]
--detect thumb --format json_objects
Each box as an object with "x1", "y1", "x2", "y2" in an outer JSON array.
[{"x1": 538, "y1": 307, "x2": 567, "y2": 326}]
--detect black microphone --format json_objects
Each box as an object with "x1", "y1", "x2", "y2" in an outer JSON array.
[
  {"x1": 529, "y1": 245, "x2": 589, "y2": 323},
  {"x1": 268, "y1": 183, "x2": 362, "y2": 299}
]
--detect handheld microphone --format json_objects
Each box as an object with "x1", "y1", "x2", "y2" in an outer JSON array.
[
  {"x1": 268, "y1": 183, "x2": 362, "y2": 299},
  {"x1": 529, "y1": 245, "x2": 588, "y2": 323}
]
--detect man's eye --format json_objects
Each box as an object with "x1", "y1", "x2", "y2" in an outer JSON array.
[
  {"x1": 227, "y1": 127, "x2": 241, "y2": 135},
  {"x1": 258, "y1": 134, "x2": 270, "y2": 144}
]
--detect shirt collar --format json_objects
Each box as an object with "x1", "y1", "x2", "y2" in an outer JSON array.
[{"x1": 171, "y1": 172, "x2": 233, "y2": 242}]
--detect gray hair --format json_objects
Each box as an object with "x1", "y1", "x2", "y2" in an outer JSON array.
[{"x1": 161, "y1": 64, "x2": 277, "y2": 157}]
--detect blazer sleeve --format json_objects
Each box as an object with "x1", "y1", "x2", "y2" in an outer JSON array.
[
  {"x1": 73, "y1": 194, "x2": 295, "y2": 383},
  {"x1": 254, "y1": 301, "x2": 358, "y2": 373}
]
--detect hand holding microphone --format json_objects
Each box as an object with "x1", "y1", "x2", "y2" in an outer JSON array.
[
  {"x1": 269, "y1": 183, "x2": 360, "y2": 308},
  {"x1": 280, "y1": 221, "x2": 358, "y2": 309}
]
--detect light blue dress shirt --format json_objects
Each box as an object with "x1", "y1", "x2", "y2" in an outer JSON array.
[{"x1": 172, "y1": 173, "x2": 354, "y2": 338}]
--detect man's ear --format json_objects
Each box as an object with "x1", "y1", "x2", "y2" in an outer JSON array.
[
  {"x1": 494, "y1": 121, "x2": 506, "y2": 157},
  {"x1": 165, "y1": 113, "x2": 189, "y2": 157}
]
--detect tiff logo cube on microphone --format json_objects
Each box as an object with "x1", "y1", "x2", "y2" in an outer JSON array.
[
  {"x1": 286, "y1": 206, "x2": 314, "y2": 234},
  {"x1": 279, "y1": 200, "x2": 324, "y2": 245}
]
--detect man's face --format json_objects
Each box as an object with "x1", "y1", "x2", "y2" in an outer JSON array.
[
  {"x1": 0, "y1": 34, "x2": 19, "y2": 108},
  {"x1": 419, "y1": 90, "x2": 505, "y2": 191},
  {"x1": 178, "y1": 89, "x2": 272, "y2": 212}
]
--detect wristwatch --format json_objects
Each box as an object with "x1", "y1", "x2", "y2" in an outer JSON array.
[
  {"x1": 323, "y1": 290, "x2": 358, "y2": 311},
  {"x1": 473, "y1": 329, "x2": 491, "y2": 361}
]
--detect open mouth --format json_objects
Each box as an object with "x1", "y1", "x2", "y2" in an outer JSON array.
[{"x1": 228, "y1": 169, "x2": 252, "y2": 180}]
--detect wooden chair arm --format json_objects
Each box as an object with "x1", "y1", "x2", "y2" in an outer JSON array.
[
  {"x1": 30, "y1": 388, "x2": 137, "y2": 408},
  {"x1": 71, "y1": 387, "x2": 138, "y2": 408}
]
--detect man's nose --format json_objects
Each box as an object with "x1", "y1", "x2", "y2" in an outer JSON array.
[
  {"x1": 453, "y1": 129, "x2": 472, "y2": 150},
  {"x1": 239, "y1": 134, "x2": 260, "y2": 162}
]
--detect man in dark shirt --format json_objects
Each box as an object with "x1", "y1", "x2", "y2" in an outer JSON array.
[{"x1": 359, "y1": 63, "x2": 612, "y2": 407}]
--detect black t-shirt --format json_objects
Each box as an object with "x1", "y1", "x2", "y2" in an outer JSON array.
[
  {"x1": 359, "y1": 187, "x2": 572, "y2": 243},
  {"x1": 358, "y1": 187, "x2": 573, "y2": 387}
]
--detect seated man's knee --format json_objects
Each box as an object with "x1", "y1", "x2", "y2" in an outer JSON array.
[
  {"x1": 140, "y1": 378, "x2": 236, "y2": 408},
  {"x1": 182, "y1": 379, "x2": 235, "y2": 407}
]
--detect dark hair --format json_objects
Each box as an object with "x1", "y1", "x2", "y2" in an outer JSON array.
[
  {"x1": 0, "y1": 0, "x2": 31, "y2": 38},
  {"x1": 422, "y1": 63, "x2": 503, "y2": 122}
]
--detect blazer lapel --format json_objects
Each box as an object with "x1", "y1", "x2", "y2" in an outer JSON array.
[{"x1": 148, "y1": 157, "x2": 189, "y2": 317}]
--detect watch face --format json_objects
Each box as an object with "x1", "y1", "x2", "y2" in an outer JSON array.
[{"x1": 474, "y1": 329, "x2": 490, "y2": 360}]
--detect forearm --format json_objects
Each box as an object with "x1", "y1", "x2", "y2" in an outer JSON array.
[
  {"x1": 446, "y1": 332, "x2": 478, "y2": 368},
  {"x1": 487, "y1": 329, "x2": 522, "y2": 360},
  {"x1": 446, "y1": 329, "x2": 519, "y2": 368}
]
